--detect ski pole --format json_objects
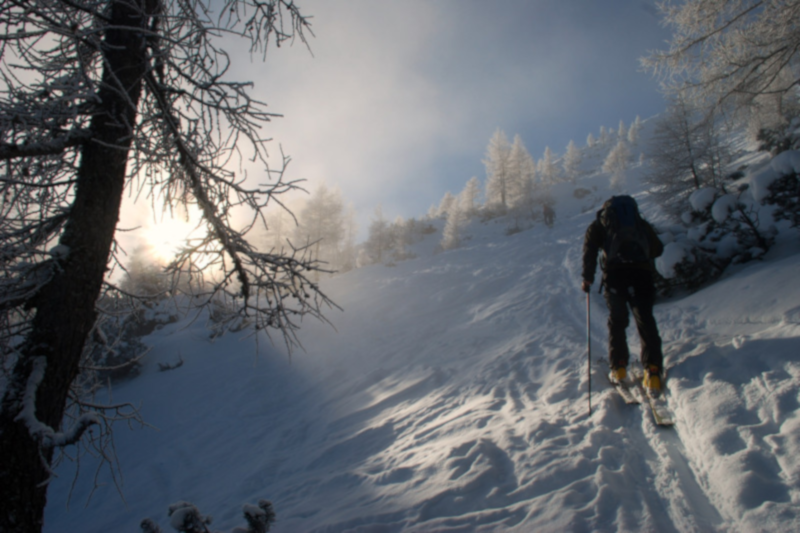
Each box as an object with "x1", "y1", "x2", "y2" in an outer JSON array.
[{"x1": 587, "y1": 292, "x2": 592, "y2": 416}]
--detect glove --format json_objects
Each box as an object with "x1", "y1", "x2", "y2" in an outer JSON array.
[{"x1": 581, "y1": 280, "x2": 592, "y2": 293}]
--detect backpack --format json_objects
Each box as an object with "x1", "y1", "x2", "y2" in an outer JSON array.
[{"x1": 599, "y1": 195, "x2": 652, "y2": 267}]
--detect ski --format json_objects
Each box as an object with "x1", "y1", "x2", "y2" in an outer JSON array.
[
  {"x1": 631, "y1": 368, "x2": 675, "y2": 426},
  {"x1": 608, "y1": 372, "x2": 640, "y2": 405}
]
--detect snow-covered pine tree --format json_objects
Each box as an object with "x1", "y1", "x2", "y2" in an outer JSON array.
[
  {"x1": 764, "y1": 169, "x2": 800, "y2": 229},
  {"x1": 261, "y1": 208, "x2": 292, "y2": 254},
  {"x1": 437, "y1": 191, "x2": 457, "y2": 218},
  {"x1": 563, "y1": 140, "x2": 582, "y2": 184},
  {"x1": 599, "y1": 126, "x2": 610, "y2": 146},
  {"x1": 460, "y1": 177, "x2": 483, "y2": 218},
  {"x1": 295, "y1": 184, "x2": 346, "y2": 275},
  {"x1": 539, "y1": 146, "x2": 560, "y2": 185},
  {"x1": 391, "y1": 216, "x2": 416, "y2": 261},
  {"x1": 338, "y1": 207, "x2": 358, "y2": 273},
  {"x1": 661, "y1": 185, "x2": 776, "y2": 293},
  {"x1": 427, "y1": 204, "x2": 439, "y2": 220},
  {"x1": 628, "y1": 115, "x2": 642, "y2": 145},
  {"x1": 483, "y1": 129, "x2": 514, "y2": 214},
  {"x1": 587, "y1": 132, "x2": 596, "y2": 148},
  {"x1": 603, "y1": 139, "x2": 631, "y2": 191},
  {"x1": 518, "y1": 143, "x2": 539, "y2": 216},
  {"x1": 508, "y1": 135, "x2": 536, "y2": 210},
  {"x1": 644, "y1": 96, "x2": 731, "y2": 215},
  {"x1": 441, "y1": 194, "x2": 468, "y2": 250},
  {"x1": 363, "y1": 205, "x2": 391, "y2": 265},
  {"x1": 745, "y1": 68, "x2": 800, "y2": 143},
  {"x1": 120, "y1": 247, "x2": 172, "y2": 298},
  {"x1": 618, "y1": 120, "x2": 628, "y2": 141}
]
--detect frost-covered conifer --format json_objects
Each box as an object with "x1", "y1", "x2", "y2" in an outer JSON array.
[
  {"x1": 441, "y1": 196, "x2": 468, "y2": 250},
  {"x1": 338, "y1": 207, "x2": 358, "y2": 273},
  {"x1": 563, "y1": 140, "x2": 582, "y2": 183},
  {"x1": 586, "y1": 133, "x2": 596, "y2": 148},
  {"x1": 519, "y1": 146, "x2": 538, "y2": 212},
  {"x1": 628, "y1": 116, "x2": 642, "y2": 145},
  {"x1": 645, "y1": 96, "x2": 731, "y2": 214},
  {"x1": 460, "y1": 177, "x2": 483, "y2": 217},
  {"x1": 391, "y1": 216, "x2": 415, "y2": 261},
  {"x1": 661, "y1": 185, "x2": 776, "y2": 293},
  {"x1": 120, "y1": 247, "x2": 172, "y2": 298},
  {"x1": 261, "y1": 209, "x2": 292, "y2": 253},
  {"x1": 603, "y1": 140, "x2": 631, "y2": 191},
  {"x1": 599, "y1": 126, "x2": 609, "y2": 146},
  {"x1": 483, "y1": 129, "x2": 513, "y2": 213},
  {"x1": 427, "y1": 204, "x2": 439, "y2": 220},
  {"x1": 507, "y1": 135, "x2": 536, "y2": 210},
  {"x1": 618, "y1": 120, "x2": 628, "y2": 141},
  {"x1": 364, "y1": 205, "x2": 391, "y2": 264},
  {"x1": 437, "y1": 192, "x2": 457, "y2": 218},
  {"x1": 539, "y1": 146, "x2": 559, "y2": 185},
  {"x1": 295, "y1": 184, "x2": 346, "y2": 273}
]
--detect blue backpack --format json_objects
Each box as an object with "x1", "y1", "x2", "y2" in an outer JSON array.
[{"x1": 599, "y1": 195, "x2": 651, "y2": 266}]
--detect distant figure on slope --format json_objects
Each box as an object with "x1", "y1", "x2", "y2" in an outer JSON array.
[
  {"x1": 543, "y1": 203, "x2": 555, "y2": 227},
  {"x1": 581, "y1": 195, "x2": 665, "y2": 394}
]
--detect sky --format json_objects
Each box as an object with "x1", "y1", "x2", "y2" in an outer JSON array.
[
  {"x1": 119, "y1": 0, "x2": 675, "y2": 249},
  {"x1": 219, "y1": 0, "x2": 674, "y2": 235}
]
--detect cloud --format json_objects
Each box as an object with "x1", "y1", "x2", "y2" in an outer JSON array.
[
  {"x1": 216, "y1": 0, "x2": 670, "y2": 232},
  {"x1": 229, "y1": 2, "x2": 455, "y2": 209}
]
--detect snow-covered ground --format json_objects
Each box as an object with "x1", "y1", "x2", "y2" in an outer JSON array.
[{"x1": 43, "y1": 143, "x2": 800, "y2": 532}]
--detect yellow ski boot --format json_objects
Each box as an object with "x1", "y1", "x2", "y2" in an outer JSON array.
[
  {"x1": 609, "y1": 366, "x2": 627, "y2": 384},
  {"x1": 643, "y1": 365, "x2": 662, "y2": 397}
]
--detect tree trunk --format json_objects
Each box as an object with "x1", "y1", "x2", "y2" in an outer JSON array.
[{"x1": 0, "y1": 1, "x2": 156, "y2": 531}]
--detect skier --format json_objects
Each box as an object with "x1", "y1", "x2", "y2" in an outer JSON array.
[{"x1": 581, "y1": 195, "x2": 665, "y2": 394}]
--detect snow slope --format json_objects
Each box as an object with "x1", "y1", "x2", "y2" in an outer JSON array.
[{"x1": 43, "y1": 150, "x2": 800, "y2": 532}]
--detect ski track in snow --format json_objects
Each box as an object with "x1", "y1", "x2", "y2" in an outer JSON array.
[{"x1": 43, "y1": 154, "x2": 800, "y2": 532}]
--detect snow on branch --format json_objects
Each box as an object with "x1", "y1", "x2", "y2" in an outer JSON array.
[
  {"x1": 644, "y1": 0, "x2": 800, "y2": 115},
  {"x1": 0, "y1": 130, "x2": 92, "y2": 161},
  {"x1": 14, "y1": 356, "x2": 99, "y2": 449}
]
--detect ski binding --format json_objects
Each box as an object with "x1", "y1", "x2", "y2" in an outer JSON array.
[{"x1": 631, "y1": 368, "x2": 675, "y2": 426}]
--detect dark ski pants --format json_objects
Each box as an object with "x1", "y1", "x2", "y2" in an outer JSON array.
[{"x1": 604, "y1": 268, "x2": 663, "y2": 372}]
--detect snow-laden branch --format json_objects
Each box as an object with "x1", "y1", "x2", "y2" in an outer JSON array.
[
  {"x1": 644, "y1": 0, "x2": 800, "y2": 116},
  {"x1": 14, "y1": 356, "x2": 100, "y2": 449},
  {"x1": 0, "y1": 130, "x2": 92, "y2": 160}
]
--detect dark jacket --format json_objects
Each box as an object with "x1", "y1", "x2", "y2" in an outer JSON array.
[{"x1": 582, "y1": 212, "x2": 663, "y2": 285}]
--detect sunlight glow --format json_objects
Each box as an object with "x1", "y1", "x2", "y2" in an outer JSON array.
[{"x1": 142, "y1": 205, "x2": 206, "y2": 264}]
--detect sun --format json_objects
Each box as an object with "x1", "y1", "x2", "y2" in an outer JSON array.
[{"x1": 142, "y1": 205, "x2": 205, "y2": 264}]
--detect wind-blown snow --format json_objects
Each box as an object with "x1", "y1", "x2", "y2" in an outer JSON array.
[{"x1": 43, "y1": 141, "x2": 800, "y2": 532}]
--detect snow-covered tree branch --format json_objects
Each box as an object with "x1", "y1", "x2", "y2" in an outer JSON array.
[{"x1": 644, "y1": 0, "x2": 800, "y2": 121}]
